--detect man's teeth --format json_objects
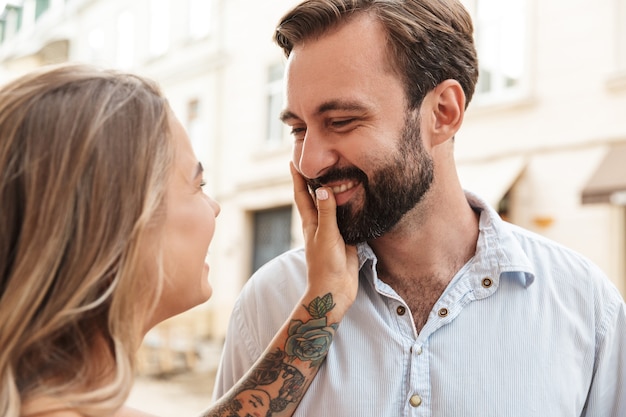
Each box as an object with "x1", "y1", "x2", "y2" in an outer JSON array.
[{"x1": 330, "y1": 181, "x2": 356, "y2": 194}]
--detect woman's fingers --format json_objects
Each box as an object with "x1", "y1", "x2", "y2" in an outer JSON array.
[
  {"x1": 290, "y1": 162, "x2": 359, "y2": 308},
  {"x1": 290, "y1": 162, "x2": 340, "y2": 244},
  {"x1": 312, "y1": 186, "x2": 340, "y2": 244},
  {"x1": 290, "y1": 162, "x2": 318, "y2": 237}
]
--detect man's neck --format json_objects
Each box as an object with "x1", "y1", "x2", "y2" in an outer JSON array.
[{"x1": 368, "y1": 192, "x2": 480, "y2": 331}]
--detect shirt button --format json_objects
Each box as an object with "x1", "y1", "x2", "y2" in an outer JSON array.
[
  {"x1": 438, "y1": 307, "x2": 449, "y2": 317},
  {"x1": 409, "y1": 394, "x2": 422, "y2": 407},
  {"x1": 416, "y1": 346, "x2": 423, "y2": 355},
  {"x1": 396, "y1": 306, "x2": 406, "y2": 316},
  {"x1": 482, "y1": 277, "x2": 493, "y2": 288}
]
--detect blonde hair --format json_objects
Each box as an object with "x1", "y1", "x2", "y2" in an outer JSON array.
[{"x1": 0, "y1": 64, "x2": 173, "y2": 416}]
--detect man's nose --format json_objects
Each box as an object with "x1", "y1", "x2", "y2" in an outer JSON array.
[{"x1": 296, "y1": 131, "x2": 338, "y2": 180}]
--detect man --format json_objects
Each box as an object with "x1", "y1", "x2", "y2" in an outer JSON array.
[{"x1": 214, "y1": 0, "x2": 626, "y2": 415}]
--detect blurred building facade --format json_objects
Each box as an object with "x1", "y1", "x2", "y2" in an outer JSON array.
[{"x1": 1, "y1": 0, "x2": 625, "y2": 350}]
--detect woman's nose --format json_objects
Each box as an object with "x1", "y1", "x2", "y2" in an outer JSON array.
[{"x1": 210, "y1": 197, "x2": 221, "y2": 217}]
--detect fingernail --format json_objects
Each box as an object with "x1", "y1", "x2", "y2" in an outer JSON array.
[{"x1": 316, "y1": 188, "x2": 329, "y2": 201}]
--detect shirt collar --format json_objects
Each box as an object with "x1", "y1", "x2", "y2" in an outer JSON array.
[{"x1": 466, "y1": 191, "x2": 535, "y2": 289}]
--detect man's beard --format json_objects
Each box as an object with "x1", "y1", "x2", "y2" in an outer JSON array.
[{"x1": 307, "y1": 114, "x2": 434, "y2": 245}]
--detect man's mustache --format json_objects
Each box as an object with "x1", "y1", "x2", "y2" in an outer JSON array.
[{"x1": 305, "y1": 166, "x2": 368, "y2": 191}]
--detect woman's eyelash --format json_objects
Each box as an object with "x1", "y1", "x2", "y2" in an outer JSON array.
[{"x1": 200, "y1": 179, "x2": 207, "y2": 188}]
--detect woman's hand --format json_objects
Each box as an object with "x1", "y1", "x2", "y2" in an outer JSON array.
[{"x1": 290, "y1": 163, "x2": 359, "y2": 316}]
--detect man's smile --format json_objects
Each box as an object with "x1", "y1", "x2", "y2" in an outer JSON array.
[
  {"x1": 327, "y1": 180, "x2": 357, "y2": 195},
  {"x1": 323, "y1": 180, "x2": 360, "y2": 206}
]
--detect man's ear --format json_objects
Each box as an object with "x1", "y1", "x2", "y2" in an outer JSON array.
[{"x1": 422, "y1": 79, "x2": 466, "y2": 146}]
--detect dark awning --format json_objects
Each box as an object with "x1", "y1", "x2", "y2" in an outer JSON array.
[{"x1": 581, "y1": 143, "x2": 626, "y2": 205}]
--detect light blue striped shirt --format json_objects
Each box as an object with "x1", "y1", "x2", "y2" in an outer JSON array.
[{"x1": 214, "y1": 193, "x2": 626, "y2": 416}]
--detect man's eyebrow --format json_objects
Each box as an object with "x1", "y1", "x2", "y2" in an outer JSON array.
[
  {"x1": 317, "y1": 100, "x2": 368, "y2": 114},
  {"x1": 280, "y1": 100, "x2": 369, "y2": 123},
  {"x1": 279, "y1": 109, "x2": 299, "y2": 123}
]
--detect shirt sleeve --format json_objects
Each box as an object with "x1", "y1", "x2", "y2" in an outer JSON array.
[
  {"x1": 582, "y1": 286, "x2": 626, "y2": 416},
  {"x1": 211, "y1": 296, "x2": 261, "y2": 401}
]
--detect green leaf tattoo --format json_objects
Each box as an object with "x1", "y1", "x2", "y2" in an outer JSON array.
[{"x1": 304, "y1": 292, "x2": 335, "y2": 318}]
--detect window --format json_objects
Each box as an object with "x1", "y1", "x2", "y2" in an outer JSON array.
[
  {"x1": 188, "y1": 0, "x2": 212, "y2": 39},
  {"x1": 266, "y1": 63, "x2": 285, "y2": 147},
  {"x1": 116, "y1": 11, "x2": 134, "y2": 69},
  {"x1": 35, "y1": 0, "x2": 50, "y2": 21},
  {"x1": 251, "y1": 206, "x2": 293, "y2": 272},
  {"x1": 470, "y1": 0, "x2": 529, "y2": 104},
  {"x1": 149, "y1": 0, "x2": 170, "y2": 57}
]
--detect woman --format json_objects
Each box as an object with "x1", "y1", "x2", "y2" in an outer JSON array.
[{"x1": 0, "y1": 64, "x2": 358, "y2": 417}]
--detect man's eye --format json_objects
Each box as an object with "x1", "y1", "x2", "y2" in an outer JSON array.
[
  {"x1": 290, "y1": 127, "x2": 306, "y2": 136},
  {"x1": 331, "y1": 118, "x2": 355, "y2": 128}
]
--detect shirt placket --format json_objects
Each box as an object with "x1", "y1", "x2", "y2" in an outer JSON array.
[
  {"x1": 404, "y1": 278, "x2": 477, "y2": 416},
  {"x1": 405, "y1": 338, "x2": 431, "y2": 416}
]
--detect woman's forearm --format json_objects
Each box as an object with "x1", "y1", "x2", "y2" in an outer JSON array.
[{"x1": 200, "y1": 289, "x2": 348, "y2": 417}]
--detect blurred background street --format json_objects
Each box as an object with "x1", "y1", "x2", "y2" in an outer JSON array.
[
  {"x1": 127, "y1": 370, "x2": 216, "y2": 416},
  {"x1": 126, "y1": 338, "x2": 223, "y2": 416}
]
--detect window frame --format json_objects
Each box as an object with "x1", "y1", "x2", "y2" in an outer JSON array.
[
  {"x1": 463, "y1": 0, "x2": 533, "y2": 107},
  {"x1": 265, "y1": 62, "x2": 287, "y2": 148},
  {"x1": 35, "y1": 0, "x2": 51, "y2": 21}
]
